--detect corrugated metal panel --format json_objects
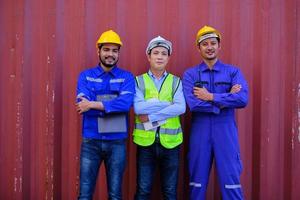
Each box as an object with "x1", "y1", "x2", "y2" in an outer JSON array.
[{"x1": 0, "y1": 0, "x2": 299, "y2": 199}]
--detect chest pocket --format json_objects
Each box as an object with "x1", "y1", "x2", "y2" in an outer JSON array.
[
  {"x1": 90, "y1": 82, "x2": 104, "y2": 91},
  {"x1": 86, "y1": 81, "x2": 104, "y2": 100},
  {"x1": 110, "y1": 78, "x2": 124, "y2": 93},
  {"x1": 110, "y1": 82, "x2": 121, "y2": 93},
  {"x1": 196, "y1": 81, "x2": 209, "y2": 88},
  {"x1": 214, "y1": 81, "x2": 232, "y2": 93}
]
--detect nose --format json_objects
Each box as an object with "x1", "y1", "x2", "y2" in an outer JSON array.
[
  {"x1": 107, "y1": 50, "x2": 114, "y2": 56},
  {"x1": 207, "y1": 44, "x2": 213, "y2": 49},
  {"x1": 157, "y1": 53, "x2": 165, "y2": 59}
]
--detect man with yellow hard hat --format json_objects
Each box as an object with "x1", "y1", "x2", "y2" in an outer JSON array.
[
  {"x1": 76, "y1": 30, "x2": 135, "y2": 200},
  {"x1": 182, "y1": 25, "x2": 249, "y2": 200}
]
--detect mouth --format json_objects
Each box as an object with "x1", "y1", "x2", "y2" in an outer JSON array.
[
  {"x1": 105, "y1": 56, "x2": 115, "y2": 59},
  {"x1": 206, "y1": 51, "x2": 214, "y2": 56},
  {"x1": 156, "y1": 61, "x2": 164, "y2": 65},
  {"x1": 105, "y1": 56, "x2": 115, "y2": 62}
]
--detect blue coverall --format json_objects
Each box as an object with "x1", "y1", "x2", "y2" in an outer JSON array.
[{"x1": 182, "y1": 60, "x2": 248, "y2": 200}]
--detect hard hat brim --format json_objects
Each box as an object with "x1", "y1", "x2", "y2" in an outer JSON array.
[{"x1": 197, "y1": 33, "x2": 219, "y2": 44}]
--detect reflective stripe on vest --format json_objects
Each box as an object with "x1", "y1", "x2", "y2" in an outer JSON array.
[
  {"x1": 133, "y1": 73, "x2": 182, "y2": 149},
  {"x1": 135, "y1": 123, "x2": 182, "y2": 135}
]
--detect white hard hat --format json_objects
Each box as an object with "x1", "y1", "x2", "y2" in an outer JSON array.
[{"x1": 146, "y1": 36, "x2": 172, "y2": 55}]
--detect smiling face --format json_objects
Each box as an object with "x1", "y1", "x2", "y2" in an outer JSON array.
[
  {"x1": 98, "y1": 43, "x2": 120, "y2": 69},
  {"x1": 147, "y1": 46, "x2": 170, "y2": 72},
  {"x1": 198, "y1": 37, "x2": 221, "y2": 62}
]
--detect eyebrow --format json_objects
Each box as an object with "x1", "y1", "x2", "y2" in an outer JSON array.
[
  {"x1": 103, "y1": 47, "x2": 119, "y2": 50},
  {"x1": 153, "y1": 50, "x2": 168, "y2": 53}
]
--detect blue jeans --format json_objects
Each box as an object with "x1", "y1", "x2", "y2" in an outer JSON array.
[
  {"x1": 78, "y1": 138, "x2": 126, "y2": 200},
  {"x1": 134, "y1": 143, "x2": 180, "y2": 200}
]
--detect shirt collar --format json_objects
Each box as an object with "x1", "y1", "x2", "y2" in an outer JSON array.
[
  {"x1": 148, "y1": 70, "x2": 168, "y2": 80},
  {"x1": 199, "y1": 60, "x2": 221, "y2": 72},
  {"x1": 94, "y1": 64, "x2": 119, "y2": 77}
]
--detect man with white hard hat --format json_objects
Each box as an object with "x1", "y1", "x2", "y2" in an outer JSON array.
[
  {"x1": 182, "y1": 25, "x2": 249, "y2": 200},
  {"x1": 133, "y1": 36, "x2": 186, "y2": 200}
]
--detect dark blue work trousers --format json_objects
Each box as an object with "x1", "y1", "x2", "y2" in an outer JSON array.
[{"x1": 135, "y1": 143, "x2": 180, "y2": 200}]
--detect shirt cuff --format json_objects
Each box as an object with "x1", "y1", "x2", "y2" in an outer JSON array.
[
  {"x1": 211, "y1": 105, "x2": 221, "y2": 114},
  {"x1": 212, "y1": 93, "x2": 224, "y2": 104},
  {"x1": 148, "y1": 114, "x2": 157, "y2": 123},
  {"x1": 102, "y1": 101, "x2": 110, "y2": 113}
]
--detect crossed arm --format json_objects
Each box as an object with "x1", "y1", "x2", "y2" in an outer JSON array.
[
  {"x1": 193, "y1": 84, "x2": 242, "y2": 101},
  {"x1": 134, "y1": 82, "x2": 186, "y2": 123}
]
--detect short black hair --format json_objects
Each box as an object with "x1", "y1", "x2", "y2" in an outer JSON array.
[
  {"x1": 98, "y1": 44, "x2": 121, "y2": 50},
  {"x1": 148, "y1": 46, "x2": 171, "y2": 56}
]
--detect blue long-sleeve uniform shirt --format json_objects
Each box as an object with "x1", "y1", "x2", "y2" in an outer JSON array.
[
  {"x1": 134, "y1": 70, "x2": 186, "y2": 122},
  {"x1": 77, "y1": 65, "x2": 135, "y2": 140},
  {"x1": 183, "y1": 60, "x2": 248, "y2": 116}
]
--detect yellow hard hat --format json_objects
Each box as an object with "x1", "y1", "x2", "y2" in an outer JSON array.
[
  {"x1": 96, "y1": 30, "x2": 123, "y2": 48},
  {"x1": 195, "y1": 25, "x2": 221, "y2": 45}
]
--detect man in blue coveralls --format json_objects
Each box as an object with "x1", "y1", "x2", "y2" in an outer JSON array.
[
  {"x1": 182, "y1": 25, "x2": 248, "y2": 200},
  {"x1": 76, "y1": 30, "x2": 135, "y2": 200}
]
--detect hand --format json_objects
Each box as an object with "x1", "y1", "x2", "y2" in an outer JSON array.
[
  {"x1": 137, "y1": 114, "x2": 149, "y2": 123},
  {"x1": 230, "y1": 84, "x2": 242, "y2": 93},
  {"x1": 193, "y1": 87, "x2": 213, "y2": 101},
  {"x1": 76, "y1": 97, "x2": 92, "y2": 114}
]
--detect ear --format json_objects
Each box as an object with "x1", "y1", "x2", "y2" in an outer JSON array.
[
  {"x1": 197, "y1": 44, "x2": 201, "y2": 52},
  {"x1": 147, "y1": 54, "x2": 151, "y2": 62},
  {"x1": 166, "y1": 55, "x2": 170, "y2": 62},
  {"x1": 97, "y1": 48, "x2": 100, "y2": 56}
]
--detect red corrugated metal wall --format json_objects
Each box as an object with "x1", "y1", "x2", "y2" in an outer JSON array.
[{"x1": 0, "y1": 0, "x2": 299, "y2": 199}]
